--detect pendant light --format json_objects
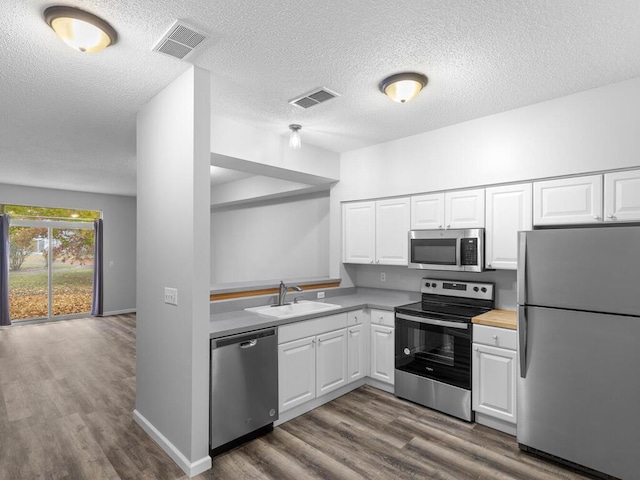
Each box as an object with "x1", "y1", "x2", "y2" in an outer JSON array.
[
  {"x1": 289, "y1": 124, "x2": 302, "y2": 149},
  {"x1": 44, "y1": 6, "x2": 118, "y2": 53},
  {"x1": 379, "y1": 72, "x2": 428, "y2": 103}
]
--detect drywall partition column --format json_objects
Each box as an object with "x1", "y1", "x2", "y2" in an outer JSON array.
[{"x1": 135, "y1": 66, "x2": 211, "y2": 477}]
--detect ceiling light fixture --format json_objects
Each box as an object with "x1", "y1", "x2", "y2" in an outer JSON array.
[
  {"x1": 44, "y1": 6, "x2": 118, "y2": 53},
  {"x1": 289, "y1": 124, "x2": 302, "y2": 149},
  {"x1": 379, "y1": 72, "x2": 428, "y2": 103}
]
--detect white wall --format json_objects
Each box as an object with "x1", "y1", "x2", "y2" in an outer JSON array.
[
  {"x1": 331, "y1": 77, "x2": 640, "y2": 305},
  {"x1": 211, "y1": 191, "x2": 329, "y2": 284},
  {"x1": 135, "y1": 67, "x2": 211, "y2": 476},
  {"x1": 0, "y1": 183, "x2": 136, "y2": 314}
]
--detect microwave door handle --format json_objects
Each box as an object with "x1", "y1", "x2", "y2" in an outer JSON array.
[{"x1": 456, "y1": 236, "x2": 462, "y2": 268}]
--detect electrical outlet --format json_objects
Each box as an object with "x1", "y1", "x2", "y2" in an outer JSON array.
[
  {"x1": 164, "y1": 287, "x2": 178, "y2": 306},
  {"x1": 317, "y1": 291, "x2": 325, "y2": 299},
  {"x1": 380, "y1": 272, "x2": 386, "y2": 282}
]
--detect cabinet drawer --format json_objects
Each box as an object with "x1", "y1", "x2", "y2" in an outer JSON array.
[
  {"x1": 347, "y1": 309, "x2": 366, "y2": 326},
  {"x1": 370, "y1": 308, "x2": 394, "y2": 327},
  {"x1": 473, "y1": 324, "x2": 517, "y2": 350},
  {"x1": 279, "y1": 313, "x2": 348, "y2": 344}
]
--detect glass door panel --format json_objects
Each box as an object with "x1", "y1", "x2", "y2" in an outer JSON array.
[
  {"x1": 51, "y1": 228, "x2": 95, "y2": 317},
  {"x1": 8, "y1": 226, "x2": 49, "y2": 321}
]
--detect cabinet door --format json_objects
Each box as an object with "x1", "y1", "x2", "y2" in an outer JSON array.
[
  {"x1": 604, "y1": 170, "x2": 640, "y2": 222},
  {"x1": 445, "y1": 189, "x2": 485, "y2": 229},
  {"x1": 316, "y1": 329, "x2": 348, "y2": 396},
  {"x1": 410, "y1": 193, "x2": 445, "y2": 230},
  {"x1": 472, "y1": 343, "x2": 517, "y2": 424},
  {"x1": 347, "y1": 324, "x2": 367, "y2": 382},
  {"x1": 533, "y1": 175, "x2": 603, "y2": 225},
  {"x1": 485, "y1": 183, "x2": 532, "y2": 270},
  {"x1": 278, "y1": 336, "x2": 316, "y2": 412},
  {"x1": 375, "y1": 197, "x2": 410, "y2": 265},
  {"x1": 343, "y1": 201, "x2": 376, "y2": 264},
  {"x1": 370, "y1": 324, "x2": 394, "y2": 385}
]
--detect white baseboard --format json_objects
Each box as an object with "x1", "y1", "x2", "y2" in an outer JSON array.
[
  {"x1": 275, "y1": 377, "x2": 397, "y2": 426},
  {"x1": 132, "y1": 409, "x2": 211, "y2": 477},
  {"x1": 364, "y1": 377, "x2": 395, "y2": 394},
  {"x1": 102, "y1": 308, "x2": 137, "y2": 316},
  {"x1": 474, "y1": 412, "x2": 517, "y2": 436}
]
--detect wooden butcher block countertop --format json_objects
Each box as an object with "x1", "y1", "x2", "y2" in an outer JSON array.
[{"x1": 472, "y1": 309, "x2": 517, "y2": 330}]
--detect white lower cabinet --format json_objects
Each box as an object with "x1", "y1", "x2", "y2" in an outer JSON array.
[
  {"x1": 347, "y1": 323, "x2": 367, "y2": 381},
  {"x1": 472, "y1": 324, "x2": 517, "y2": 435},
  {"x1": 316, "y1": 328, "x2": 348, "y2": 396},
  {"x1": 278, "y1": 308, "x2": 394, "y2": 420},
  {"x1": 370, "y1": 323, "x2": 394, "y2": 385},
  {"x1": 278, "y1": 336, "x2": 316, "y2": 412}
]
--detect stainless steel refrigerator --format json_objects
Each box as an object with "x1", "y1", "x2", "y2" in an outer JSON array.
[{"x1": 517, "y1": 226, "x2": 640, "y2": 480}]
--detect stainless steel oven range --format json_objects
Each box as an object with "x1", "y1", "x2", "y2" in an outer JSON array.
[{"x1": 395, "y1": 278, "x2": 494, "y2": 421}]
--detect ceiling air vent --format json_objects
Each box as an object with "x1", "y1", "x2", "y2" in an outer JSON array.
[
  {"x1": 289, "y1": 88, "x2": 340, "y2": 109},
  {"x1": 152, "y1": 21, "x2": 209, "y2": 60}
]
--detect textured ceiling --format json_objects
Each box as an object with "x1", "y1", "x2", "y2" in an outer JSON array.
[{"x1": 2, "y1": 1, "x2": 640, "y2": 196}]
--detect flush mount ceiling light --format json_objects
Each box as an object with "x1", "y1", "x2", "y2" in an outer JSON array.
[
  {"x1": 379, "y1": 72, "x2": 428, "y2": 103},
  {"x1": 44, "y1": 6, "x2": 118, "y2": 53},
  {"x1": 289, "y1": 124, "x2": 302, "y2": 149}
]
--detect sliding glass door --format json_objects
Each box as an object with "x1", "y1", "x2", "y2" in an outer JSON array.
[{"x1": 9, "y1": 221, "x2": 94, "y2": 322}]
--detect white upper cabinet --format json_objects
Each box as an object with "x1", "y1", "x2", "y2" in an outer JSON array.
[
  {"x1": 342, "y1": 201, "x2": 376, "y2": 264},
  {"x1": 485, "y1": 183, "x2": 532, "y2": 270},
  {"x1": 343, "y1": 198, "x2": 410, "y2": 265},
  {"x1": 445, "y1": 189, "x2": 486, "y2": 229},
  {"x1": 375, "y1": 197, "x2": 410, "y2": 265},
  {"x1": 411, "y1": 189, "x2": 485, "y2": 230},
  {"x1": 410, "y1": 193, "x2": 445, "y2": 230},
  {"x1": 604, "y1": 170, "x2": 640, "y2": 222},
  {"x1": 533, "y1": 175, "x2": 603, "y2": 225}
]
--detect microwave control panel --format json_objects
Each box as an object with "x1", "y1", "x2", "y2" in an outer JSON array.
[{"x1": 460, "y1": 238, "x2": 478, "y2": 266}]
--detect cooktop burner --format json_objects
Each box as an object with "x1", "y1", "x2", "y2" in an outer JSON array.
[{"x1": 395, "y1": 278, "x2": 495, "y2": 322}]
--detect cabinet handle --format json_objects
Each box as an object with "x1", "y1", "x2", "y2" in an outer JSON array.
[
  {"x1": 488, "y1": 263, "x2": 492, "y2": 267},
  {"x1": 474, "y1": 347, "x2": 479, "y2": 351},
  {"x1": 446, "y1": 224, "x2": 451, "y2": 229},
  {"x1": 593, "y1": 215, "x2": 600, "y2": 220},
  {"x1": 370, "y1": 260, "x2": 374, "y2": 264},
  {"x1": 492, "y1": 334, "x2": 498, "y2": 339},
  {"x1": 438, "y1": 225, "x2": 443, "y2": 229},
  {"x1": 385, "y1": 329, "x2": 392, "y2": 336},
  {"x1": 349, "y1": 329, "x2": 356, "y2": 334},
  {"x1": 376, "y1": 260, "x2": 380, "y2": 263},
  {"x1": 607, "y1": 214, "x2": 615, "y2": 219}
]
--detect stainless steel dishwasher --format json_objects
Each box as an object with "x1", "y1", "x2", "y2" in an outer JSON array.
[{"x1": 210, "y1": 327, "x2": 278, "y2": 455}]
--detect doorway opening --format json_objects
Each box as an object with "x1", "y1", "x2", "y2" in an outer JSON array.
[{"x1": 2, "y1": 204, "x2": 101, "y2": 322}]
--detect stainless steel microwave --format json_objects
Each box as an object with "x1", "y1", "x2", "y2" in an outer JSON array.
[{"x1": 408, "y1": 229, "x2": 485, "y2": 272}]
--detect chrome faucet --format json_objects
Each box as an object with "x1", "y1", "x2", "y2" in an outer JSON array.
[{"x1": 278, "y1": 281, "x2": 302, "y2": 306}]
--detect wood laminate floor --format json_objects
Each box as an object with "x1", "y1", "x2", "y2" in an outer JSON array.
[{"x1": 0, "y1": 315, "x2": 593, "y2": 480}]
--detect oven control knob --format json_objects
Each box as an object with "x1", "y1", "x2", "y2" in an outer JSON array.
[
  {"x1": 481, "y1": 287, "x2": 487, "y2": 293},
  {"x1": 403, "y1": 348, "x2": 411, "y2": 356},
  {"x1": 425, "y1": 282, "x2": 431, "y2": 287},
  {"x1": 473, "y1": 287, "x2": 479, "y2": 292},
  {"x1": 432, "y1": 283, "x2": 437, "y2": 288}
]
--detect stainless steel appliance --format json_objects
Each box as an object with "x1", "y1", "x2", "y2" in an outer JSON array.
[
  {"x1": 408, "y1": 228, "x2": 485, "y2": 272},
  {"x1": 517, "y1": 226, "x2": 640, "y2": 480},
  {"x1": 395, "y1": 278, "x2": 494, "y2": 421},
  {"x1": 210, "y1": 327, "x2": 278, "y2": 455}
]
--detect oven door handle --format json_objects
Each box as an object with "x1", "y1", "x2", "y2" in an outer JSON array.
[{"x1": 396, "y1": 313, "x2": 469, "y2": 329}]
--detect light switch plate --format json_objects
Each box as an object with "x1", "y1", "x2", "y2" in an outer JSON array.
[{"x1": 164, "y1": 287, "x2": 178, "y2": 306}]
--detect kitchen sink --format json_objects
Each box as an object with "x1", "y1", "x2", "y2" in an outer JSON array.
[{"x1": 245, "y1": 301, "x2": 341, "y2": 319}]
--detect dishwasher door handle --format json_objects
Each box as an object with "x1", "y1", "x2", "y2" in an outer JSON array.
[{"x1": 240, "y1": 339, "x2": 258, "y2": 349}]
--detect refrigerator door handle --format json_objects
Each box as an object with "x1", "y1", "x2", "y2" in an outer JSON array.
[
  {"x1": 518, "y1": 305, "x2": 527, "y2": 378},
  {"x1": 517, "y1": 231, "x2": 527, "y2": 305}
]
